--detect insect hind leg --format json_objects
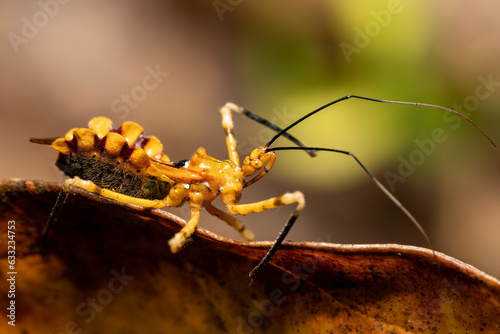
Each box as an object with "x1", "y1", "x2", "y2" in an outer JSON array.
[
  {"x1": 43, "y1": 176, "x2": 168, "y2": 240},
  {"x1": 41, "y1": 178, "x2": 75, "y2": 240}
]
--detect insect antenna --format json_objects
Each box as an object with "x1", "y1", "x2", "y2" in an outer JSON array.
[
  {"x1": 249, "y1": 96, "x2": 496, "y2": 281},
  {"x1": 265, "y1": 95, "x2": 497, "y2": 149}
]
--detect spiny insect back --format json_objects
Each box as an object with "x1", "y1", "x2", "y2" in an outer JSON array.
[{"x1": 32, "y1": 117, "x2": 174, "y2": 201}]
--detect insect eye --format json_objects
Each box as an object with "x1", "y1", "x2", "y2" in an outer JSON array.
[
  {"x1": 116, "y1": 160, "x2": 120, "y2": 165},
  {"x1": 92, "y1": 153, "x2": 97, "y2": 158},
  {"x1": 251, "y1": 160, "x2": 263, "y2": 169},
  {"x1": 136, "y1": 169, "x2": 141, "y2": 173}
]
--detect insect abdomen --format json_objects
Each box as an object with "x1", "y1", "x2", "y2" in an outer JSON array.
[{"x1": 55, "y1": 153, "x2": 172, "y2": 200}]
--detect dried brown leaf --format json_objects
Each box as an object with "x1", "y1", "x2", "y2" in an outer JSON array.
[{"x1": 0, "y1": 179, "x2": 499, "y2": 333}]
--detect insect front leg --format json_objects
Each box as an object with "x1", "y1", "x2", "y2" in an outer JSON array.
[
  {"x1": 225, "y1": 191, "x2": 306, "y2": 283},
  {"x1": 220, "y1": 102, "x2": 243, "y2": 166}
]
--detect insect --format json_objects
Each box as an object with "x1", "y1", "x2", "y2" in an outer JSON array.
[{"x1": 30, "y1": 95, "x2": 496, "y2": 284}]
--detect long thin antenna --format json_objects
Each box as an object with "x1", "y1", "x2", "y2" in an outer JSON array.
[
  {"x1": 266, "y1": 95, "x2": 497, "y2": 149},
  {"x1": 266, "y1": 146, "x2": 433, "y2": 248}
]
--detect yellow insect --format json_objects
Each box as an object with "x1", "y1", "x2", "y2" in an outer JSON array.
[{"x1": 31, "y1": 95, "x2": 496, "y2": 283}]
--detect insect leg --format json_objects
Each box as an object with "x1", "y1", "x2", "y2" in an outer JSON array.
[
  {"x1": 43, "y1": 176, "x2": 169, "y2": 239},
  {"x1": 225, "y1": 191, "x2": 305, "y2": 284},
  {"x1": 205, "y1": 203, "x2": 255, "y2": 241},
  {"x1": 42, "y1": 178, "x2": 72, "y2": 240},
  {"x1": 67, "y1": 177, "x2": 167, "y2": 208},
  {"x1": 222, "y1": 102, "x2": 316, "y2": 157},
  {"x1": 220, "y1": 102, "x2": 241, "y2": 166},
  {"x1": 168, "y1": 204, "x2": 201, "y2": 253}
]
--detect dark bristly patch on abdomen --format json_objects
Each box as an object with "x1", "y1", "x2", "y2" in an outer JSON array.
[{"x1": 55, "y1": 154, "x2": 171, "y2": 200}]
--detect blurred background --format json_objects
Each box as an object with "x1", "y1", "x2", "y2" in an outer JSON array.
[{"x1": 1, "y1": 0, "x2": 499, "y2": 278}]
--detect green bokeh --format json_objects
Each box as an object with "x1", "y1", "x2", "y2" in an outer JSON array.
[{"x1": 233, "y1": 1, "x2": 454, "y2": 189}]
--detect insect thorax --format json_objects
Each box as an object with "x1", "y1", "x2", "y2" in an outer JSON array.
[{"x1": 56, "y1": 153, "x2": 172, "y2": 200}]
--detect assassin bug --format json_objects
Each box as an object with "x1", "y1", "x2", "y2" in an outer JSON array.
[{"x1": 30, "y1": 95, "x2": 496, "y2": 284}]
